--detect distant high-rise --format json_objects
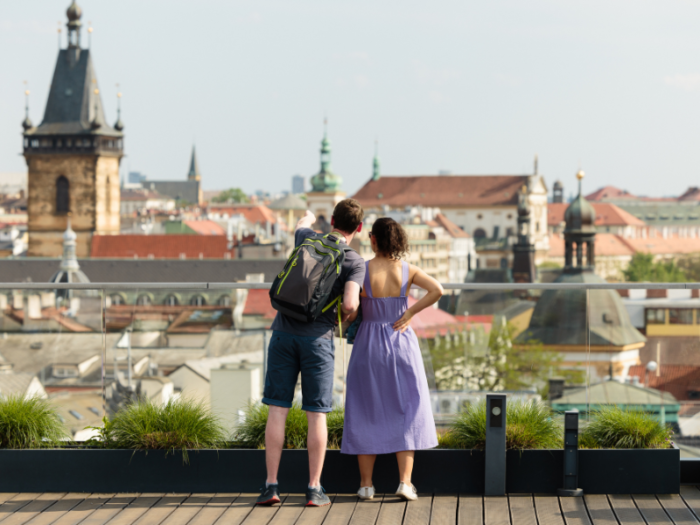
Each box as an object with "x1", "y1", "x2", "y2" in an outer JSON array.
[
  {"x1": 553, "y1": 180, "x2": 564, "y2": 203},
  {"x1": 292, "y1": 175, "x2": 304, "y2": 194}
]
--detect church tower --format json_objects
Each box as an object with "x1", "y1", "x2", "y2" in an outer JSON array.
[
  {"x1": 512, "y1": 185, "x2": 536, "y2": 283},
  {"x1": 306, "y1": 121, "x2": 346, "y2": 229},
  {"x1": 23, "y1": 1, "x2": 123, "y2": 257}
]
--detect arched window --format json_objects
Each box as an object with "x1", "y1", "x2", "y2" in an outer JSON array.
[
  {"x1": 136, "y1": 294, "x2": 152, "y2": 306},
  {"x1": 109, "y1": 294, "x2": 125, "y2": 306},
  {"x1": 473, "y1": 228, "x2": 486, "y2": 239},
  {"x1": 189, "y1": 295, "x2": 206, "y2": 306},
  {"x1": 217, "y1": 295, "x2": 231, "y2": 306},
  {"x1": 163, "y1": 294, "x2": 179, "y2": 306},
  {"x1": 56, "y1": 176, "x2": 69, "y2": 214},
  {"x1": 106, "y1": 176, "x2": 111, "y2": 214}
]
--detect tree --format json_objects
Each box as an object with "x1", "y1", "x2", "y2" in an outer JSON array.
[
  {"x1": 622, "y1": 252, "x2": 686, "y2": 282},
  {"x1": 427, "y1": 320, "x2": 584, "y2": 395},
  {"x1": 212, "y1": 188, "x2": 249, "y2": 204},
  {"x1": 676, "y1": 253, "x2": 700, "y2": 282}
]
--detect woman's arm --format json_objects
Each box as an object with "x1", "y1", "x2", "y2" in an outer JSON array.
[{"x1": 392, "y1": 265, "x2": 444, "y2": 333}]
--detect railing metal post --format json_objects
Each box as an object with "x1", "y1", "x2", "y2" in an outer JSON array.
[
  {"x1": 485, "y1": 393, "x2": 506, "y2": 496},
  {"x1": 558, "y1": 410, "x2": 583, "y2": 497}
]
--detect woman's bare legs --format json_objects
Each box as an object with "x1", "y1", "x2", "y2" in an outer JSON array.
[
  {"x1": 358, "y1": 455, "x2": 377, "y2": 487},
  {"x1": 396, "y1": 451, "x2": 415, "y2": 484}
]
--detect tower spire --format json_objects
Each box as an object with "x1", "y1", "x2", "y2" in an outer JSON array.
[
  {"x1": 22, "y1": 82, "x2": 33, "y2": 131},
  {"x1": 114, "y1": 85, "x2": 124, "y2": 131},
  {"x1": 188, "y1": 145, "x2": 201, "y2": 181},
  {"x1": 371, "y1": 139, "x2": 380, "y2": 181},
  {"x1": 66, "y1": 0, "x2": 82, "y2": 49},
  {"x1": 534, "y1": 154, "x2": 538, "y2": 175}
]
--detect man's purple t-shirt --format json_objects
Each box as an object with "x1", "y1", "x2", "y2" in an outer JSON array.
[{"x1": 270, "y1": 227, "x2": 365, "y2": 339}]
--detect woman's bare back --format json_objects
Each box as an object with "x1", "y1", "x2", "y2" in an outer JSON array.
[{"x1": 362, "y1": 258, "x2": 414, "y2": 298}]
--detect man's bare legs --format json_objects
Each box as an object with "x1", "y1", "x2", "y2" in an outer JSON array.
[
  {"x1": 358, "y1": 455, "x2": 377, "y2": 487},
  {"x1": 265, "y1": 405, "x2": 289, "y2": 485},
  {"x1": 306, "y1": 411, "x2": 327, "y2": 487},
  {"x1": 396, "y1": 451, "x2": 415, "y2": 484}
]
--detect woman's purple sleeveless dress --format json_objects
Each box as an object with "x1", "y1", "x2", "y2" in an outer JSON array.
[{"x1": 341, "y1": 261, "x2": 438, "y2": 455}]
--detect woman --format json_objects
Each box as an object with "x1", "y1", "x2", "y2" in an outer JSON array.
[{"x1": 341, "y1": 217, "x2": 443, "y2": 501}]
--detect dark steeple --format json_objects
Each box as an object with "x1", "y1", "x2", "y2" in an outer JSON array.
[
  {"x1": 114, "y1": 90, "x2": 124, "y2": 131},
  {"x1": 512, "y1": 184, "x2": 536, "y2": 283},
  {"x1": 563, "y1": 171, "x2": 596, "y2": 272},
  {"x1": 187, "y1": 145, "x2": 201, "y2": 181},
  {"x1": 22, "y1": 85, "x2": 33, "y2": 131},
  {"x1": 23, "y1": 1, "x2": 122, "y2": 155}
]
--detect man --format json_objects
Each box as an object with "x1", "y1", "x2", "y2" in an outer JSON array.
[{"x1": 258, "y1": 199, "x2": 365, "y2": 507}]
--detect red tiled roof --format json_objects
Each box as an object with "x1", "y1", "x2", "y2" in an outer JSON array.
[
  {"x1": 433, "y1": 213, "x2": 470, "y2": 238},
  {"x1": 243, "y1": 289, "x2": 277, "y2": 319},
  {"x1": 90, "y1": 235, "x2": 235, "y2": 259},
  {"x1": 679, "y1": 187, "x2": 700, "y2": 202},
  {"x1": 548, "y1": 203, "x2": 645, "y2": 227},
  {"x1": 207, "y1": 204, "x2": 278, "y2": 226},
  {"x1": 628, "y1": 364, "x2": 700, "y2": 401},
  {"x1": 184, "y1": 220, "x2": 226, "y2": 235},
  {"x1": 621, "y1": 235, "x2": 700, "y2": 255},
  {"x1": 407, "y1": 296, "x2": 470, "y2": 338},
  {"x1": 548, "y1": 233, "x2": 634, "y2": 257},
  {"x1": 352, "y1": 175, "x2": 529, "y2": 208},
  {"x1": 585, "y1": 186, "x2": 637, "y2": 201}
]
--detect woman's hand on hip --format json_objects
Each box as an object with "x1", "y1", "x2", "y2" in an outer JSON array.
[{"x1": 393, "y1": 310, "x2": 414, "y2": 333}]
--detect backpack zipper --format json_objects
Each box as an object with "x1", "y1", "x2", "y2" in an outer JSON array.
[{"x1": 276, "y1": 256, "x2": 298, "y2": 294}]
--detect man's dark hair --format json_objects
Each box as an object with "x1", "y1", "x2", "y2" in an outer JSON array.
[{"x1": 332, "y1": 199, "x2": 364, "y2": 233}]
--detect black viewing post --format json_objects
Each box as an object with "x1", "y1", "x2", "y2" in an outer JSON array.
[
  {"x1": 558, "y1": 409, "x2": 583, "y2": 497},
  {"x1": 485, "y1": 394, "x2": 506, "y2": 496}
]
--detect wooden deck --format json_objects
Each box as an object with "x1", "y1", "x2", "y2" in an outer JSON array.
[{"x1": 3, "y1": 489, "x2": 700, "y2": 525}]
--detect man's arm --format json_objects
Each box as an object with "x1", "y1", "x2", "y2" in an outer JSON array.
[
  {"x1": 341, "y1": 281, "x2": 361, "y2": 322},
  {"x1": 295, "y1": 210, "x2": 316, "y2": 232}
]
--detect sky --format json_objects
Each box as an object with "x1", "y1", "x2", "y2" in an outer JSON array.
[{"x1": 2, "y1": 0, "x2": 700, "y2": 199}]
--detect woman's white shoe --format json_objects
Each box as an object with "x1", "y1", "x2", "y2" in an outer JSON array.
[
  {"x1": 357, "y1": 486, "x2": 375, "y2": 500},
  {"x1": 395, "y1": 482, "x2": 418, "y2": 501}
]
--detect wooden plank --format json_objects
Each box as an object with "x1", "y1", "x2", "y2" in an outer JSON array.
[
  {"x1": 266, "y1": 495, "x2": 307, "y2": 525},
  {"x1": 432, "y1": 495, "x2": 458, "y2": 525},
  {"x1": 349, "y1": 494, "x2": 383, "y2": 525},
  {"x1": 509, "y1": 495, "x2": 537, "y2": 525},
  {"x1": 607, "y1": 496, "x2": 645, "y2": 525},
  {"x1": 376, "y1": 495, "x2": 406, "y2": 525},
  {"x1": 534, "y1": 496, "x2": 566, "y2": 525},
  {"x1": 23, "y1": 494, "x2": 89, "y2": 525},
  {"x1": 403, "y1": 494, "x2": 432, "y2": 525},
  {"x1": 322, "y1": 495, "x2": 359, "y2": 525},
  {"x1": 211, "y1": 494, "x2": 259, "y2": 525},
  {"x1": 658, "y1": 495, "x2": 699, "y2": 525},
  {"x1": 681, "y1": 487, "x2": 700, "y2": 522},
  {"x1": 459, "y1": 496, "x2": 483, "y2": 525},
  {"x1": 0, "y1": 499, "x2": 18, "y2": 508},
  {"x1": 48, "y1": 494, "x2": 116, "y2": 525},
  {"x1": 484, "y1": 497, "x2": 510, "y2": 525},
  {"x1": 582, "y1": 495, "x2": 617, "y2": 525},
  {"x1": 75, "y1": 494, "x2": 140, "y2": 525},
  {"x1": 158, "y1": 494, "x2": 214, "y2": 525},
  {"x1": 632, "y1": 495, "x2": 673, "y2": 525},
  {"x1": 184, "y1": 493, "x2": 239, "y2": 525},
  {"x1": 237, "y1": 495, "x2": 293, "y2": 525},
  {"x1": 560, "y1": 497, "x2": 591, "y2": 525},
  {"x1": 0, "y1": 495, "x2": 43, "y2": 521},
  {"x1": 294, "y1": 495, "x2": 336, "y2": 525},
  {"x1": 131, "y1": 494, "x2": 189, "y2": 525},
  {"x1": 0, "y1": 494, "x2": 67, "y2": 525}
]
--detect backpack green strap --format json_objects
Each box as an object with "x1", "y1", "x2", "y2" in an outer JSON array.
[{"x1": 322, "y1": 295, "x2": 343, "y2": 337}]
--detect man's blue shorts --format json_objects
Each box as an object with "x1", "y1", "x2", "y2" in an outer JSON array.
[{"x1": 262, "y1": 331, "x2": 335, "y2": 413}]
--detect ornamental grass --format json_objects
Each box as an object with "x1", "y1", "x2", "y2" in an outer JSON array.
[
  {"x1": 448, "y1": 400, "x2": 562, "y2": 450},
  {"x1": 580, "y1": 406, "x2": 673, "y2": 449},
  {"x1": 233, "y1": 403, "x2": 344, "y2": 449},
  {"x1": 107, "y1": 398, "x2": 227, "y2": 462},
  {"x1": 0, "y1": 395, "x2": 67, "y2": 449}
]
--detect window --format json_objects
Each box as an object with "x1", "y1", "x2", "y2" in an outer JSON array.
[
  {"x1": 109, "y1": 294, "x2": 124, "y2": 306},
  {"x1": 190, "y1": 295, "x2": 206, "y2": 306},
  {"x1": 106, "y1": 176, "x2": 111, "y2": 213},
  {"x1": 473, "y1": 228, "x2": 486, "y2": 239},
  {"x1": 669, "y1": 309, "x2": 693, "y2": 325},
  {"x1": 218, "y1": 295, "x2": 232, "y2": 306},
  {"x1": 69, "y1": 410, "x2": 84, "y2": 420},
  {"x1": 56, "y1": 176, "x2": 69, "y2": 214},
  {"x1": 163, "y1": 294, "x2": 179, "y2": 306},
  {"x1": 88, "y1": 407, "x2": 100, "y2": 416},
  {"x1": 136, "y1": 294, "x2": 152, "y2": 306},
  {"x1": 646, "y1": 308, "x2": 666, "y2": 325}
]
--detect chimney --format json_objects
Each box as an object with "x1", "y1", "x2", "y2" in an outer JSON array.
[{"x1": 548, "y1": 378, "x2": 565, "y2": 401}]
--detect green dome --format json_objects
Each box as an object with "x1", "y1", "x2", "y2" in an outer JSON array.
[
  {"x1": 310, "y1": 132, "x2": 343, "y2": 192},
  {"x1": 565, "y1": 171, "x2": 596, "y2": 233}
]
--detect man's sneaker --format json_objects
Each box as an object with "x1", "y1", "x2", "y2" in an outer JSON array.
[
  {"x1": 305, "y1": 486, "x2": 331, "y2": 507},
  {"x1": 257, "y1": 484, "x2": 281, "y2": 505},
  {"x1": 395, "y1": 482, "x2": 418, "y2": 501},
  {"x1": 357, "y1": 486, "x2": 375, "y2": 500}
]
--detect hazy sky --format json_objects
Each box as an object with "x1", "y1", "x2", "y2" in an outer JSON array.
[{"x1": 3, "y1": 0, "x2": 700, "y2": 198}]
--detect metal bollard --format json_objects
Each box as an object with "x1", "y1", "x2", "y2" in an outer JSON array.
[
  {"x1": 485, "y1": 394, "x2": 506, "y2": 496},
  {"x1": 557, "y1": 410, "x2": 583, "y2": 497}
]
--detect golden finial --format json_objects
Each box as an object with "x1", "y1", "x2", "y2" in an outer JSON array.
[
  {"x1": 576, "y1": 170, "x2": 585, "y2": 180},
  {"x1": 87, "y1": 21, "x2": 93, "y2": 33},
  {"x1": 94, "y1": 88, "x2": 99, "y2": 95}
]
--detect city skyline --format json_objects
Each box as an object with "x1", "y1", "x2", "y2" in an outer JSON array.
[{"x1": 3, "y1": 0, "x2": 700, "y2": 197}]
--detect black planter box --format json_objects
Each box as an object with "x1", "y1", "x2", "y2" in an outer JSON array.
[{"x1": 0, "y1": 447, "x2": 679, "y2": 494}]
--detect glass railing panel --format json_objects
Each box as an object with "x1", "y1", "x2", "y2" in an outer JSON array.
[{"x1": 0, "y1": 285, "x2": 105, "y2": 442}]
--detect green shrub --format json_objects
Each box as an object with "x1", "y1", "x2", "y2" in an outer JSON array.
[
  {"x1": 580, "y1": 406, "x2": 672, "y2": 449},
  {"x1": 233, "y1": 403, "x2": 344, "y2": 449},
  {"x1": 448, "y1": 400, "x2": 562, "y2": 450},
  {"x1": 105, "y1": 398, "x2": 227, "y2": 462},
  {"x1": 0, "y1": 395, "x2": 67, "y2": 449}
]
